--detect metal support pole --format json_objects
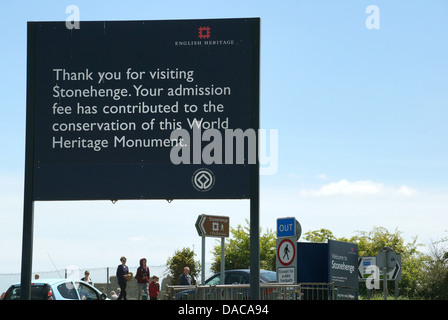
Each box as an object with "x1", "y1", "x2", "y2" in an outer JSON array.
[
  {"x1": 201, "y1": 236, "x2": 205, "y2": 284},
  {"x1": 20, "y1": 22, "x2": 37, "y2": 300},
  {"x1": 249, "y1": 174, "x2": 260, "y2": 299},
  {"x1": 383, "y1": 268, "x2": 387, "y2": 300},
  {"x1": 220, "y1": 237, "x2": 225, "y2": 285},
  {"x1": 395, "y1": 279, "x2": 398, "y2": 299},
  {"x1": 20, "y1": 200, "x2": 34, "y2": 300},
  {"x1": 249, "y1": 18, "x2": 261, "y2": 301},
  {"x1": 107, "y1": 267, "x2": 110, "y2": 293}
]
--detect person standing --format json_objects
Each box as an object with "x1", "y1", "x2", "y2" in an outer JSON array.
[
  {"x1": 81, "y1": 270, "x2": 93, "y2": 285},
  {"x1": 149, "y1": 275, "x2": 160, "y2": 300},
  {"x1": 136, "y1": 258, "x2": 150, "y2": 300},
  {"x1": 178, "y1": 266, "x2": 192, "y2": 285},
  {"x1": 116, "y1": 256, "x2": 129, "y2": 300}
]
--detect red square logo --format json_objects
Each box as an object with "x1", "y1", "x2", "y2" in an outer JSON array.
[{"x1": 198, "y1": 26, "x2": 210, "y2": 39}]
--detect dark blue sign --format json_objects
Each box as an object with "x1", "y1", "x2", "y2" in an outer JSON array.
[
  {"x1": 277, "y1": 218, "x2": 297, "y2": 237},
  {"x1": 27, "y1": 18, "x2": 260, "y2": 201},
  {"x1": 296, "y1": 240, "x2": 359, "y2": 300},
  {"x1": 297, "y1": 242, "x2": 328, "y2": 283}
]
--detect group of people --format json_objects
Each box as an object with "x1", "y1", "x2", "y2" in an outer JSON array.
[
  {"x1": 35, "y1": 258, "x2": 191, "y2": 300},
  {"x1": 116, "y1": 256, "x2": 160, "y2": 300}
]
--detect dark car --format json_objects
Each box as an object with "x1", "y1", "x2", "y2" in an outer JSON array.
[
  {"x1": 204, "y1": 269, "x2": 276, "y2": 285},
  {"x1": 175, "y1": 269, "x2": 276, "y2": 300}
]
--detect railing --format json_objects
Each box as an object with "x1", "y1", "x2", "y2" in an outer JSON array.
[{"x1": 166, "y1": 282, "x2": 335, "y2": 300}]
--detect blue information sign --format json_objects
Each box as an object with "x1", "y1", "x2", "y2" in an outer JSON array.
[{"x1": 277, "y1": 217, "x2": 298, "y2": 238}]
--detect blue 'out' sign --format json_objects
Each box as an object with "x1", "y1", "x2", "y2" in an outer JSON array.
[{"x1": 277, "y1": 217, "x2": 301, "y2": 238}]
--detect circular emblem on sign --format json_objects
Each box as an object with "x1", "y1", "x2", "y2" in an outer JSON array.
[
  {"x1": 277, "y1": 239, "x2": 296, "y2": 266},
  {"x1": 192, "y1": 168, "x2": 215, "y2": 192}
]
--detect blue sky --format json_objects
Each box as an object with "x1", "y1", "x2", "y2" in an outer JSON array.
[{"x1": 1, "y1": 1, "x2": 448, "y2": 276}]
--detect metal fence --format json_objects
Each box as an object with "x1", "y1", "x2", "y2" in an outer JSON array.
[{"x1": 166, "y1": 283, "x2": 335, "y2": 300}]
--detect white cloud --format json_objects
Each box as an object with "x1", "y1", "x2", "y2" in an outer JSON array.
[
  {"x1": 395, "y1": 185, "x2": 419, "y2": 196},
  {"x1": 316, "y1": 174, "x2": 328, "y2": 180},
  {"x1": 299, "y1": 179, "x2": 418, "y2": 197}
]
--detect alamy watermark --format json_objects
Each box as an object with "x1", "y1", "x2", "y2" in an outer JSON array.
[
  {"x1": 365, "y1": 5, "x2": 380, "y2": 30},
  {"x1": 64, "y1": 265, "x2": 80, "y2": 289},
  {"x1": 66, "y1": 5, "x2": 80, "y2": 30},
  {"x1": 170, "y1": 127, "x2": 278, "y2": 176},
  {"x1": 365, "y1": 264, "x2": 381, "y2": 289}
]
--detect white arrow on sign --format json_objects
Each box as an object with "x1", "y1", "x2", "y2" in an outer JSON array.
[
  {"x1": 195, "y1": 214, "x2": 208, "y2": 236},
  {"x1": 358, "y1": 256, "x2": 401, "y2": 281},
  {"x1": 388, "y1": 261, "x2": 401, "y2": 280},
  {"x1": 195, "y1": 214, "x2": 229, "y2": 237}
]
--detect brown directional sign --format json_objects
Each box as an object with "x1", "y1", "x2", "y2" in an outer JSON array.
[{"x1": 195, "y1": 214, "x2": 229, "y2": 237}]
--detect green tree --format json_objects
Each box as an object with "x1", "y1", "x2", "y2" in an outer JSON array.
[
  {"x1": 303, "y1": 228, "x2": 338, "y2": 242},
  {"x1": 417, "y1": 238, "x2": 448, "y2": 299},
  {"x1": 211, "y1": 219, "x2": 277, "y2": 272},
  {"x1": 166, "y1": 247, "x2": 201, "y2": 285}
]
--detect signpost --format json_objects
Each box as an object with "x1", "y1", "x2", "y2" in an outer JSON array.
[
  {"x1": 276, "y1": 237, "x2": 297, "y2": 283},
  {"x1": 358, "y1": 256, "x2": 402, "y2": 281},
  {"x1": 195, "y1": 214, "x2": 229, "y2": 238},
  {"x1": 195, "y1": 214, "x2": 229, "y2": 284},
  {"x1": 23, "y1": 18, "x2": 260, "y2": 299},
  {"x1": 358, "y1": 250, "x2": 402, "y2": 299},
  {"x1": 275, "y1": 217, "x2": 300, "y2": 283},
  {"x1": 377, "y1": 247, "x2": 400, "y2": 300}
]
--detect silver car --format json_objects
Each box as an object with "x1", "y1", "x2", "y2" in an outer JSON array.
[{"x1": 2, "y1": 278, "x2": 107, "y2": 300}]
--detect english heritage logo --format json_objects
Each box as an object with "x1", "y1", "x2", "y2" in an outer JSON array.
[
  {"x1": 174, "y1": 25, "x2": 235, "y2": 46},
  {"x1": 198, "y1": 26, "x2": 211, "y2": 39}
]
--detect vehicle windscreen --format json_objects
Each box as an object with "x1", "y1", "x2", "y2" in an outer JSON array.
[
  {"x1": 260, "y1": 271, "x2": 277, "y2": 283},
  {"x1": 3, "y1": 285, "x2": 51, "y2": 300}
]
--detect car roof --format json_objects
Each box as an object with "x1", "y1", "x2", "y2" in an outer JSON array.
[
  {"x1": 205, "y1": 269, "x2": 276, "y2": 284},
  {"x1": 215, "y1": 269, "x2": 275, "y2": 274},
  {"x1": 10, "y1": 278, "x2": 88, "y2": 287},
  {"x1": 206, "y1": 269, "x2": 275, "y2": 278}
]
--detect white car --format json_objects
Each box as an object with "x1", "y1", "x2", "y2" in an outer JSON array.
[{"x1": 1, "y1": 278, "x2": 108, "y2": 300}]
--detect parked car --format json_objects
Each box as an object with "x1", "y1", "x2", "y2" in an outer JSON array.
[
  {"x1": 204, "y1": 269, "x2": 276, "y2": 285},
  {"x1": 175, "y1": 269, "x2": 276, "y2": 300},
  {"x1": 1, "y1": 278, "x2": 108, "y2": 300}
]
